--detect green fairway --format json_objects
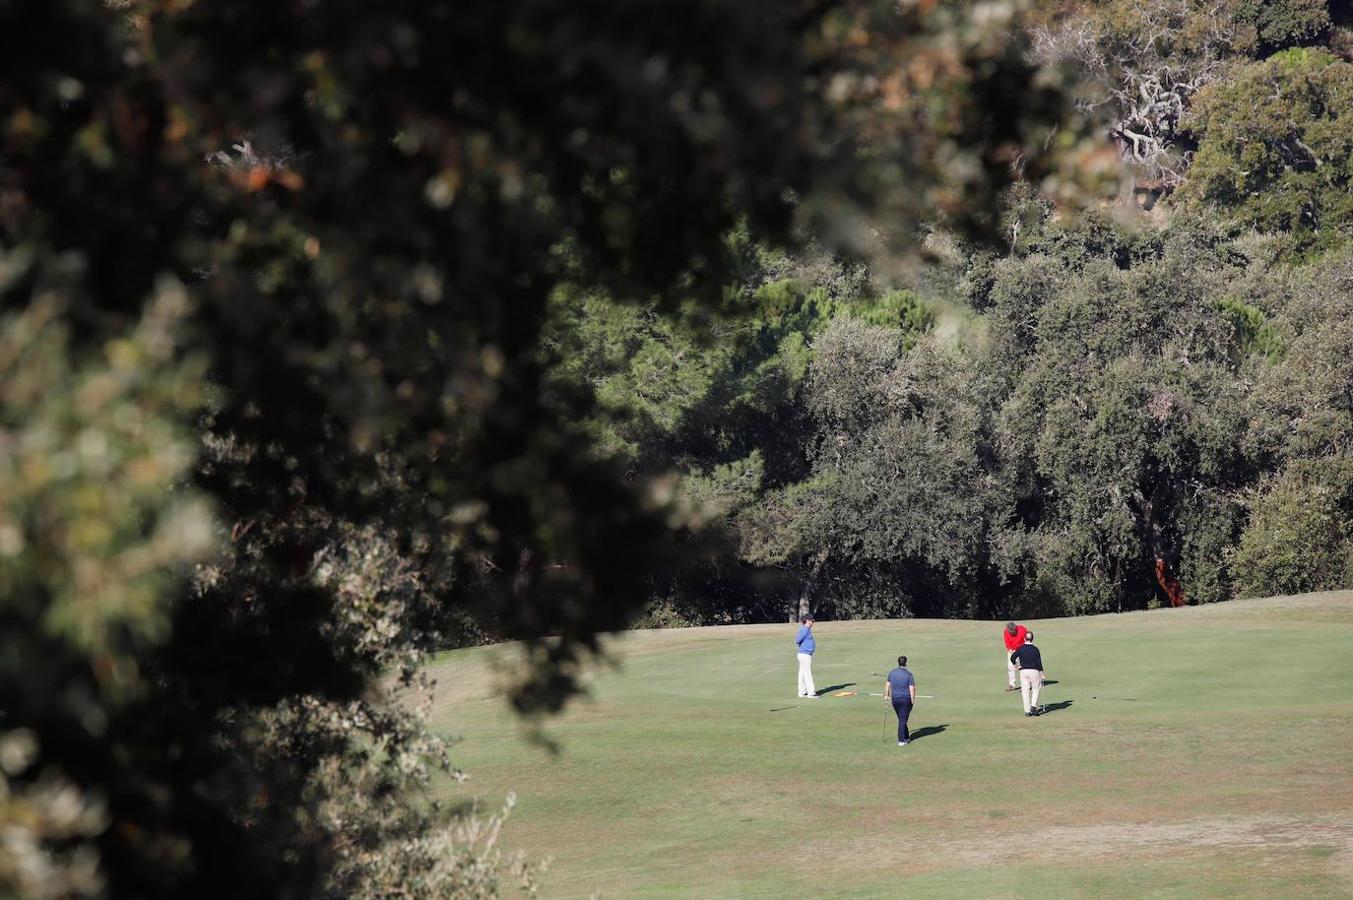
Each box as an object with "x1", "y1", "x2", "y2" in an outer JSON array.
[{"x1": 426, "y1": 593, "x2": 1353, "y2": 897}]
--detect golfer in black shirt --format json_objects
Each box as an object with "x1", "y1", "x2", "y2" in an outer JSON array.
[{"x1": 1010, "y1": 632, "x2": 1044, "y2": 717}]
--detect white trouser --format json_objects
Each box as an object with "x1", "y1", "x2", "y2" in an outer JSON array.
[
  {"x1": 797, "y1": 652, "x2": 816, "y2": 697},
  {"x1": 1020, "y1": 668, "x2": 1042, "y2": 713},
  {"x1": 1006, "y1": 651, "x2": 1018, "y2": 688}
]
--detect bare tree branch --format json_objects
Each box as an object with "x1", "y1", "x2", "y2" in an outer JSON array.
[{"x1": 1030, "y1": 0, "x2": 1237, "y2": 188}]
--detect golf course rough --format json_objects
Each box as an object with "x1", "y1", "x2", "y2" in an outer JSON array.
[{"x1": 425, "y1": 592, "x2": 1353, "y2": 898}]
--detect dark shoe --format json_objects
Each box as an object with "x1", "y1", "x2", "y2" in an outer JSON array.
[
  {"x1": 1025, "y1": 711, "x2": 1034, "y2": 717},
  {"x1": 1006, "y1": 686, "x2": 1018, "y2": 692}
]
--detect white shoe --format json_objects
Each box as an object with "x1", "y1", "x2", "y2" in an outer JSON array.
[{"x1": 898, "y1": 741, "x2": 909, "y2": 745}]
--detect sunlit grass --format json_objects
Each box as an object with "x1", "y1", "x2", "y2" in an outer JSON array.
[{"x1": 427, "y1": 593, "x2": 1353, "y2": 897}]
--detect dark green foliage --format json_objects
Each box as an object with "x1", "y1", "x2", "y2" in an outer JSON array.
[
  {"x1": 1176, "y1": 489, "x2": 1248, "y2": 605},
  {"x1": 8, "y1": 0, "x2": 1353, "y2": 894},
  {"x1": 1183, "y1": 49, "x2": 1353, "y2": 246},
  {"x1": 986, "y1": 221, "x2": 1257, "y2": 611},
  {"x1": 1230, "y1": 0, "x2": 1331, "y2": 52},
  {"x1": 1234, "y1": 457, "x2": 1353, "y2": 595},
  {"x1": 1216, "y1": 296, "x2": 1284, "y2": 360},
  {"x1": 737, "y1": 316, "x2": 1001, "y2": 619},
  {"x1": 1245, "y1": 244, "x2": 1353, "y2": 463},
  {"x1": 3, "y1": 0, "x2": 1096, "y2": 894},
  {"x1": 706, "y1": 214, "x2": 1345, "y2": 619},
  {"x1": 561, "y1": 215, "x2": 1353, "y2": 622}
]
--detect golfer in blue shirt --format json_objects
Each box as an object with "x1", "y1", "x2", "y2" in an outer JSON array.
[
  {"x1": 883, "y1": 656, "x2": 916, "y2": 745},
  {"x1": 795, "y1": 615, "x2": 817, "y2": 698}
]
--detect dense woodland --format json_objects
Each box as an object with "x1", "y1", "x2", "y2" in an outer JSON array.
[
  {"x1": 561, "y1": 1, "x2": 1353, "y2": 624},
  {"x1": 591, "y1": 211, "x2": 1353, "y2": 624},
  {"x1": 2, "y1": 0, "x2": 1352, "y2": 896}
]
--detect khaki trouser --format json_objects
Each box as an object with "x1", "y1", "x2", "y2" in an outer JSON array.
[
  {"x1": 1020, "y1": 668, "x2": 1042, "y2": 712},
  {"x1": 1006, "y1": 651, "x2": 1018, "y2": 688}
]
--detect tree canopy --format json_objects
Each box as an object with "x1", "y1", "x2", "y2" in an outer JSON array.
[
  {"x1": 6, "y1": 0, "x2": 1353, "y2": 895},
  {"x1": 0, "y1": 0, "x2": 1104, "y2": 896}
]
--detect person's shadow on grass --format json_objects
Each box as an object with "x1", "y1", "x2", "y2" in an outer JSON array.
[
  {"x1": 908, "y1": 724, "x2": 948, "y2": 741},
  {"x1": 1040, "y1": 700, "x2": 1073, "y2": 714},
  {"x1": 815, "y1": 683, "x2": 856, "y2": 695}
]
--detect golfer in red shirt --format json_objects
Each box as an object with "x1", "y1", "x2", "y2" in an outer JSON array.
[{"x1": 1002, "y1": 621, "x2": 1027, "y2": 691}]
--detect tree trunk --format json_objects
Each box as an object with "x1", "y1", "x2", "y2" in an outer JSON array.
[{"x1": 796, "y1": 547, "x2": 829, "y2": 621}]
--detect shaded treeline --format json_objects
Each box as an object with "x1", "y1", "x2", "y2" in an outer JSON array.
[{"x1": 554, "y1": 216, "x2": 1353, "y2": 623}]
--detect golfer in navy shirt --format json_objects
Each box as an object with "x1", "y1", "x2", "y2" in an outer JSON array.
[{"x1": 883, "y1": 656, "x2": 917, "y2": 745}]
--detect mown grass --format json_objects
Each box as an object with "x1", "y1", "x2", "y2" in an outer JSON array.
[{"x1": 425, "y1": 593, "x2": 1353, "y2": 897}]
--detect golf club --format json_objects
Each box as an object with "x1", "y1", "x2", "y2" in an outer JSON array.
[{"x1": 883, "y1": 696, "x2": 891, "y2": 743}]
